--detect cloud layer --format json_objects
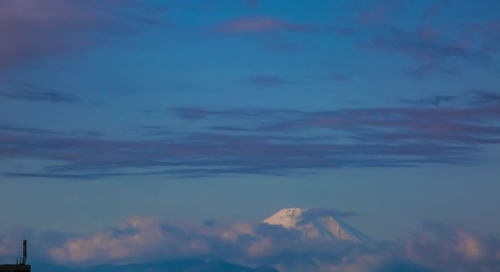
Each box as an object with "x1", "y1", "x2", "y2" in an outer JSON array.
[
  {"x1": 353, "y1": 0, "x2": 500, "y2": 78},
  {"x1": 1, "y1": 92, "x2": 500, "y2": 179},
  {"x1": 0, "y1": 0, "x2": 156, "y2": 70},
  {"x1": 212, "y1": 0, "x2": 500, "y2": 78},
  {"x1": 0, "y1": 81, "x2": 78, "y2": 103},
  {"x1": 1, "y1": 211, "x2": 499, "y2": 272}
]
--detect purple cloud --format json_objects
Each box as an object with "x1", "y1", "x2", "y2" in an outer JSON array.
[
  {"x1": 211, "y1": 14, "x2": 353, "y2": 53},
  {"x1": 214, "y1": 15, "x2": 352, "y2": 37},
  {"x1": 0, "y1": 130, "x2": 474, "y2": 179},
  {"x1": 351, "y1": 1, "x2": 499, "y2": 79},
  {"x1": 215, "y1": 16, "x2": 312, "y2": 34},
  {"x1": 0, "y1": 0, "x2": 158, "y2": 70},
  {"x1": 0, "y1": 80, "x2": 78, "y2": 103},
  {"x1": 359, "y1": 36, "x2": 475, "y2": 79},
  {"x1": 1, "y1": 92, "x2": 499, "y2": 179}
]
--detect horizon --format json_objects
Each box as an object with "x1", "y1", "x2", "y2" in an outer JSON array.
[{"x1": 1, "y1": 0, "x2": 500, "y2": 271}]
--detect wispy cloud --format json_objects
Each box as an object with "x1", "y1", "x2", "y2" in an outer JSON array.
[
  {"x1": 209, "y1": 1, "x2": 498, "y2": 78},
  {"x1": 0, "y1": 80, "x2": 78, "y2": 103},
  {"x1": 0, "y1": 123, "x2": 61, "y2": 135},
  {"x1": 0, "y1": 0, "x2": 159, "y2": 70},
  {"x1": 0, "y1": 89, "x2": 76, "y2": 103},
  {"x1": 352, "y1": 0, "x2": 500, "y2": 79},
  {"x1": 1, "y1": 92, "x2": 499, "y2": 179},
  {"x1": 214, "y1": 16, "x2": 312, "y2": 34},
  {"x1": 400, "y1": 95, "x2": 457, "y2": 107},
  {"x1": 213, "y1": 15, "x2": 353, "y2": 37}
]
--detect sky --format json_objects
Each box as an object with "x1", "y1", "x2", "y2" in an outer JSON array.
[{"x1": 1, "y1": 0, "x2": 500, "y2": 271}]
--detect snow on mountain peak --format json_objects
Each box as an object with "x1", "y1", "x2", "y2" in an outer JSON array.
[
  {"x1": 262, "y1": 208, "x2": 368, "y2": 242},
  {"x1": 263, "y1": 207, "x2": 308, "y2": 228}
]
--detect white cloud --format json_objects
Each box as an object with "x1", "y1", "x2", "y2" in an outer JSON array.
[{"x1": 2, "y1": 215, "x2": 499, "y2": 272}]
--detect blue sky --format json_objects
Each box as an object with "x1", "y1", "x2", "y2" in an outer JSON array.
[{"x1": 1, "y1": 0, "x2": 500, "y2": 271}]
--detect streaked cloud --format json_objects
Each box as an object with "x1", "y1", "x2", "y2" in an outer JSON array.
[
  {"x1": 400, "y1": 95, "x2": 457, "y2": 107},
  {"x1": 348, "y1": 0, "x2": 500, "y2": 78},
  {"x1": 0, "y1": 81, "x2": 78, "y2": 103},
  {"x1": 214, "y1": 16, "x2": 312, "y2": 34},
  {"x1": 0, "y1": 89, "x2": 77, "y2": 103},
  {"x1": 0, "y1": 0, "x2": 158, "y2": 70},
  {"x1": 2, "y1": 92, "x2": 500, "y2": 179},
  {"x1": 213, "y1": 15, "x2": 353, "y2": 39}
]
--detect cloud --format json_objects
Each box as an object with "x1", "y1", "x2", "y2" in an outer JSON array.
[
  {"x1": 0, "y1": 131, "x2": 475, "y2": 179},
  {"x1": 359, "y1": 36, "x2": 478, "y2": 79},
  {"x1": 214, "y1": 17, "x2": 312, "y2": 34},
  {"x1": 0, "y1": 0, "x2": 158, "y2": 70},
  {"x1": 172, "y1": 108, "x2": 305, "y2": 120},
  {"x1": 211, "y1": 14, "x2": 352, "y2": 52},
  {"x1": 402, "y1": 221, "x2": 500, "y2": 272},
  {"x1": 400, "y1": 91, "x2": 500, "y2": 109},
  {"x1": 1, "y1": 92, "x2": 500, "y2": 179},
  {"x1": 213, "y1": 16, "x2": 352, "y2": 37},
  {"x1": 0, "y1": 89, "x2": 77, "y2": 103},
  {"x1": 400, "y1": 95, "x2": 457, "y2": 107},
  {"x1": 48, "y1": 216, "x2": 215, "y2": 264},
  {"x1": 2, "y1": 213, "x2": 499, "y2": 272},
  {"x1": 468, "y1": 91, "x2": 500, "y2": 107},
  {"x1": 0, "y1": 123, "x2": 61, "y2": 135},
  {"x1": 351, "y1": 0, "x2": 499, "y2": 79},
  {"x1": 0, "y1": 80, "x2": 78, "y2": 103},
  {"x1": 210, "y1": 1, "x2": 498, "y2": 78}
]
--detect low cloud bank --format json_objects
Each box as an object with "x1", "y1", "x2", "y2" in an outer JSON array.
[{"x1": 1, "y1": 213, "x2": 499, "y2": 272}]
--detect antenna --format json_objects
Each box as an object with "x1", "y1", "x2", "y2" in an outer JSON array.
[{"x1": 22, "y1": 240, "x2": 27, "y2": 265}]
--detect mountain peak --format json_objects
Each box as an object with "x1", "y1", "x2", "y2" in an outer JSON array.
[
  {"x1": 262, "y1": 208, "x2": 368, "y2": 242},
  {"x1": 263, "y1": 207, "x2": 307, "y2": 228}
]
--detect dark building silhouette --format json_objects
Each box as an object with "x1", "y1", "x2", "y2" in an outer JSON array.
[{"x1": 0, "y1": 241, "x2": 31, "y2": 272}]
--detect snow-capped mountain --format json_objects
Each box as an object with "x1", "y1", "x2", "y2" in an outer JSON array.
[{"x1": 262, "y1": 208, "x2": 369, "y2": 242}]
